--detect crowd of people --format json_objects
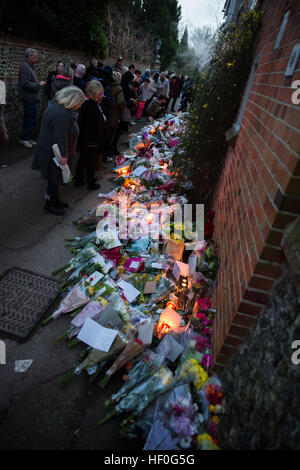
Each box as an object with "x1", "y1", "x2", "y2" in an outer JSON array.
[{"x1": 18, "y1": 48, "x2": 193, "y2": 215}]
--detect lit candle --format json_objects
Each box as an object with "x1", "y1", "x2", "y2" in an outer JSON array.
[{"x1": 146, "y1": 213, "x2": 153, "y2": 224}]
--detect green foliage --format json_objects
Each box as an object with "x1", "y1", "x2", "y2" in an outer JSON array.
[
  {"x1": 0, "y1": 0, "x2": 109, "y2": 56},
  {"x1": 140, "y1": 0, "x2": 181, "y2": 69},
  {"x1": 173, "y1": 9, "x2": 264, "y2": 206}
]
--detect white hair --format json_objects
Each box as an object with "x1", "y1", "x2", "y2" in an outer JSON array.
[
  {"x1": 113, "y1": 71, "x2": 122, "y2": 84},
  {"x1": 25, "y1": 48, "x2": 37, "y2": 58},
  {"x1": 55, "y1": 85, "x2": 85, "y2": 109},
  {"x1": 75, "y1": 64, "x2": 86, "y2": 77}
]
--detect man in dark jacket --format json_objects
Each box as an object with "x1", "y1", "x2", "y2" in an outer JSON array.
[
  {"x1": 97, "y1": 66, "x2": 115, "y2": 119},
  {"x1": 85, "y1": 58, "x2": 99, "y2": 81},
  {"x1": 112, "y1": 57, "x2": 123, "y2": 73},
  {"x1": 73, "y1": 64, "x2": 87, "y2": 92},
  {"x1": 121, "y1": 64, "x2": 136, "y2": 103},
  {"x1": 18, "y1": 48, "x2": 46, "y2": 148}
]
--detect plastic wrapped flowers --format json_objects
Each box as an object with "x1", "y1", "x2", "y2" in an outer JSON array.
[{"x1": 45, "y1": 112, "x2": 224, "y2": 450}]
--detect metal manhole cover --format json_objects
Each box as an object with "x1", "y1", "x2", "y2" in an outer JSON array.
[{"x1": 0, "y1": 268, "x2": 59, "y2": 339}]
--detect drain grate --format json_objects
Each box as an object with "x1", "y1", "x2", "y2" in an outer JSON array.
[{"x1": 0, "y1": 268, "x2": 59, "y2": 339}]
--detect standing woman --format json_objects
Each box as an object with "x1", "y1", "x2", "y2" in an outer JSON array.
[
  {"x1": 108, "y1": 71, "x2": 126, "y2": 155},
  {"x1": 32, "y1": 86, "x2": 85, "y2": 215},
  {"x1": 74, "y1": 80, "x2": 110, "y2": 190}
]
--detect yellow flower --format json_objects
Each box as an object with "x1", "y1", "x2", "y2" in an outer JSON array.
[
  {"x1": 211, "y1": 117, "x2": 214, "y2": 121},
  {"x1": 212, "y1": 416, "x2": 219, "y2": 425},
  {"x1": 197, "y1": 433, "x2": 212, "y2": 445},
  {"x1": 209, "y1": 405, "x2": 216, "y2": 413},
  {"x1": 88, "y1": 286, "x2": 94, "y2": 296},
  {"x1": 217, "y1": 96, "x2": 221, "y2": 100},
  {"x1": 202, "y1": 103, "x2": 208, "y2": 108},
  {"x1": 96, "y1": 297, "x2": 108, "y2": 307}
]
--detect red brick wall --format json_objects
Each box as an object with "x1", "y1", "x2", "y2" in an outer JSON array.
[{"x1": 212, "y1": 0, "x2": 300, "y2": 371}]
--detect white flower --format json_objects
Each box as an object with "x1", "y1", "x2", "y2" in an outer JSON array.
[
  {"x1": 197, "y1": 413, "x2": 204, "y2": 424},
  {"x1": 179, "y1": 436, "x2": 192, "y2": 449},
  {"x1": 194, "y1": 403, "x2": 199, "y2": 411},
  {"x1": 181, "y1": 398, "x2": 190, "y2": 408},
  {"x1": 189, "y1": 339, "x2": 196, "y2": 348},
  {"x1": 215, "y1": 404, "x2": 222, "y2": 414}
]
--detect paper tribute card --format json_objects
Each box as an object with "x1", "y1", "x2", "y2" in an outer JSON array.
[
  {"x1": 156, "y1": 334, "x2": 184, "y2": 362},
  {"x1": 172, "y1": 261, "x2": 189, "y2": 281},
  {"x1": 77, "y1": 317, "x2": 118, "y2": 352},
  {"x1": 137, "y1": 321, "x2": 154, "y2": 345},
  {"x1": 144, "y1": 281, "x2": 157, "y2": 294},
  {"x1": 117, "y1": 280, "x2": 140, "y2": 303}
]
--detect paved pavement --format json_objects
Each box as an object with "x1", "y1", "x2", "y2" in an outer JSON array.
[{"x1": 0, "y1": 125, "x2": 146, "y2": 450}]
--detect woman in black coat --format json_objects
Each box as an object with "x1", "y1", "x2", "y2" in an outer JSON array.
[
  {"x1": 74, "y1": 80, "x2": 110, "y2": 190},
  {"x1": 32, "y1": 86, "x2": 85, "y2": 215}
]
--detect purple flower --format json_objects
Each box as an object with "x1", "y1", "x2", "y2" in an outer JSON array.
[
  {"x1": 208, "y1": 420, "x2": 218, "y2": 439},
  {"x1": 201, "y1": 354, "x2": 213, "y2": 369}
]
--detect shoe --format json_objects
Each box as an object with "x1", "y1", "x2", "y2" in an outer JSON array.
[
  {"x1": 87, "y1": 182, "x2": 100, "y2": 190},
  {"x1": 19, "y1": 139, "x2": 32, "y2": 148},
  {"x1": 130, "y1": 121, "x2": 136, "y2": 126},
  {"x1": 105, "y1": 156, "x2": 113, "y2": 162},
  {"x1": 44, "y1": 200, "x2": 65, "y2": 215},
  {"x1": 73, "y1": 179, "x2": 85, "y2": 187},
  {"x1": 30, "y1": 140, "x2": 37, "y2": 145},
  {"x1": 56, "y1": 199, "x2": 69, "y2": 208}
]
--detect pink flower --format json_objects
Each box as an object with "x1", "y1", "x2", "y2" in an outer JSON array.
[
  {"x1": 197, "y1": 297, "x2": 211, "y2": 312},
  {"x1": 195, "y1": 313, "x2": 207, "y2": 321},
  {"x1": 201, "y1": 354, "x2": 213, "y2": 369},
  {"x1": 202, "y1": 327, "x2": 211, "y2": 336}
]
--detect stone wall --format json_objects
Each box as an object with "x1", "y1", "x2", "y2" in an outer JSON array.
[
  {"x1": 218, "y1": 264, "x2": 300, "y2": 449},
  {"x1": 0, "y1": 35, "x2": 149, "y2": 137}
]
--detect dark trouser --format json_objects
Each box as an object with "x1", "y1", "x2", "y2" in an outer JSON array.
[
  {"x1": 119, "y1": 121, "x2": 129, "y2": 132},
  {"x1": 21, "y1": 100, "x2": 38, "y2": 141},
  {"x1": 110, "y1": 127, "x2": 121, "y2": 153},
  {"x1": 75, "y1": 145, "x2": 100, "y2": 185},
  {"x1": 46, "y1": 181, "x2": 59, "y2": 198},
  {"x1": 170, "y1": 97, "x2": 178, "y2": 111}
]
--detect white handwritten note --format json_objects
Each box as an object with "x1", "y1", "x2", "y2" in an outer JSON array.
[
  {"x1": 117, "y1": 280, "x2": 140, "y2": 303},
  {"x1": 77, "y1": 317, "x2": 118, "y2": 352},
  {"x1": 88, "y1": 271, "x2": 104, "y2": 286}
]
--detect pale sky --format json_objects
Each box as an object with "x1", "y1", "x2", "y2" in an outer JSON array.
[{"x1": 178, "y1": 0, "x2": 225, "y2": 34}]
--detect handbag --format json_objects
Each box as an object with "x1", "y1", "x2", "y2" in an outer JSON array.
[{"x1": 121, "y1": 107, "x2": 131, "y2": 122}]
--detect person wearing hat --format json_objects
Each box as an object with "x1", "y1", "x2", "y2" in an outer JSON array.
[
  {"x1": 142, "y1": 68, "x2": 151, "y2": 82},
  {"x1": 112, "y1": 57, "x2": 123, "y2": 73},
  {"x1": 169, "y1": 74, "x2": 183, "y2": 112}
]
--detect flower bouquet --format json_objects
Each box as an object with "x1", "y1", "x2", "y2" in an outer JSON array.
[
  {"x1": 99, "y1": 334, "x2": 144, "y2": 388},
  {"x1": 59, "y1": 327, "x2": 129, "y2": 386},
  {"x1": 99, "y1": 363, "x2": 173, "y2": 425}
]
